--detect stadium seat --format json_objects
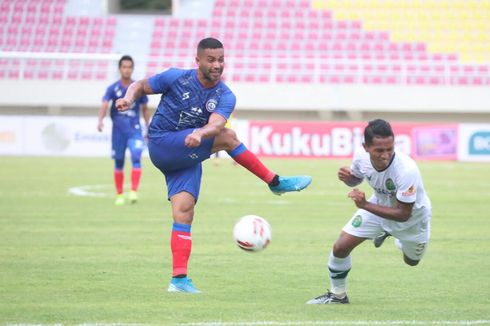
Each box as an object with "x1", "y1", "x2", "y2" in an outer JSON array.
[
  {"x1": 1, "y1": 0, "x2": 488, "y2": 85},
  {"x1": 0, "y1": 0, "x2": 118, "y2": 80}
]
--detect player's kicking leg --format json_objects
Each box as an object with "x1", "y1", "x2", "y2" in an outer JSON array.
[
  {"x1": 268, "y1": 175, "x2": 312, "y2": 195},
  {"x1": 213, "y1": 129, "x2": 312, "y2": 194}
]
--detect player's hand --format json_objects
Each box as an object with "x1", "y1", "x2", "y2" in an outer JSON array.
[
  {"x1": 348, "y1": 188, "x2": 367, "y2": 208},
  {"x1": 185, "y1": 130, "x2": 202, "y2": 148},
  {"x1": 97, "y1": 120, "x2": 104, "y2": 132},
  {"x1": 338, "y1": 166, "x2": 353, "y2": 182},
  {"x1": 115, "y1": 98, "x2": 132, "y2": 112}
]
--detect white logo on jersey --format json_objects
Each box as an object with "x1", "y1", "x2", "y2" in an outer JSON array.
[
  {"x1": 182, "y1": 92, "x2": 190, "y2": 100},
  {"x1": 205, "y1": 99, "x2": 218, "y2": 112},
  {"x1": 191, "y1": 107, "x2": 203, "y2": 115}
]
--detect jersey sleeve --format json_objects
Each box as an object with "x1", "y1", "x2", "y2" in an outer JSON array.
[
  {"x1": 140, "y1": 94, "x2": 149, "y2": 104},
  {"x1": 102, "y1": 85, "x2": 112, "y2": 102},
  {"x1": 214, "y1": 90, "x2": 236, "y2": 120},
  {"x1": 148, "y1": 68, "x2": 183, "y2": 94},
  {"x1": 396, "y1": 168, "x2": 419, "y2": 204}
]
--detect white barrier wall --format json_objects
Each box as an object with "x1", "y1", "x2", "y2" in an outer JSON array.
[
  {"x1": 1, "y1": 116, "x2": 489, "y2": 162},
  {"x1": 1, "y1": 80, "x2": 490, "y2": 113},
  {"x1": 0, "y1": 116, "x2": 113, "y2": 157}
]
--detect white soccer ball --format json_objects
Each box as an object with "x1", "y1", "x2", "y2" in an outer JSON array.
[{"x1": 233, "y1": 215, "x2": 272, "y2": 252}]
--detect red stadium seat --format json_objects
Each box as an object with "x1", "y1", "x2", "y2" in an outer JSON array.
[{"x1": 52, "y1": 70, "x2": 64, "y2": 80}]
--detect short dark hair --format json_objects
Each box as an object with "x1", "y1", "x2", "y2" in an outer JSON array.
[
  {"x1": 364, "y1": 119, "x2": 394, "y2": 145},
  {"x1": 197, "y1": 37, "x2": 223, "y2": 53},
  {"x1": 118, "y1": 55, "x2": 134, "y2": 68}
]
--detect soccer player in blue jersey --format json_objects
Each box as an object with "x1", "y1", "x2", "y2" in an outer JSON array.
[
  {"x1": 115, "y1": 38, "x2": 312, "y2": 293},
  {"x1": 98, "y1": 55, "x2": 151, "y2": 205}
]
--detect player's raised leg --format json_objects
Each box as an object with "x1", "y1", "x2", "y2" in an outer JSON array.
[{"x1": 212, "y1": 128, "x2": 312, "y2": 194}]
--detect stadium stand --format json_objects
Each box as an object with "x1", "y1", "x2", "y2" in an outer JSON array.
[
  {"x1": 1, "y1": 0, "x2": 489, "y2": 121},
  {"x1": 0, "y1": 0, "x2": 116, "y2": 80},
  {"x1": 0, "y1": 0, "x2": 489, "y2": 86},
  {"x1": 315, "y1": 0, "x2": 490, "y2": 64},
  {"x1": 146, "y1": 0, "x2": 490, "y2": 86}
]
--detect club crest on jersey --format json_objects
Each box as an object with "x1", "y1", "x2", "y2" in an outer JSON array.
[
  {"x1": 205, "y1": 99, "x2": 218, "y2": 112},
  {"x1": 351, "y1": 215, "x2": 362, "y2": 228},
  {"x1": 385, "y1": 178, "x2": 396, "y2": 191}
]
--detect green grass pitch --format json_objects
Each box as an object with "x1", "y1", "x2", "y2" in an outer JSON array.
[{"x1": 1, "y1": 156, "x2": 489, "y2": 325}]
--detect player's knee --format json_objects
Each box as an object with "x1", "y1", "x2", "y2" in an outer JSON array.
[
  {"x1": 404, "y1": 256, "x2": 420, "y2": 266},
  {"x1": 173, "y1": 210, "x2": 194, "y2": 224},
  {"x1": 172, "y1": 204, "x2": 194, "y2": 224},
  {"x1": 332, "y1": 242, "x2": 351, "y2": 258},
  {"x1": 132, "y1": 158, "x2": 141, "y2": 169},
  {"x1": 114, "y1": 159, "x2": 124, "y2": 170},
  {"x1": 220, "y1": 128, "x2": 240, "y2": 149}
]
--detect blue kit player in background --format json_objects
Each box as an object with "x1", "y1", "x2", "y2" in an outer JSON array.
[
  {"x1": 115, "y1": 38, "x2": 312, "y2": 293},
  {"x1": 98, "y1": 55, "x2": 151, "y2": 206}
]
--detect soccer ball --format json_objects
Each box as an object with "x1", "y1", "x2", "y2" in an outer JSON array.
[{"x1": 233, "y1": 215, "x2": 272, "y2": 252}]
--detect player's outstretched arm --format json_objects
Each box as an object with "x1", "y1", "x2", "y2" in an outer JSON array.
[
  {"x1": 116, "y1": 79, "x2": 154, "y2": 112},
  {"x1": 338, "y1": 166, "x2": 363, "y2": 187}
]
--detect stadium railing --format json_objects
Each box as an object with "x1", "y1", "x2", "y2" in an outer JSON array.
[{"x1": 0, "y1": 51, "x2": 120, "y2": 81}]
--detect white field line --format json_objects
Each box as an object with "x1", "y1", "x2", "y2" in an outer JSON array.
[
  {"x1": 68, "y1": 184, "x2": 111, "y2": 197},
  {"x1": 178, "y1": 321, "x2": 490, "y2": 326},
  {"x1": 6, "y1": 321, "x2": 490, "y2": 326},
  {"x1": 68, "y1": 184, "x2": 128, "y2": 197},
  {"x1": 7, "y1": 324, "x2": 145, "y2": 326}
]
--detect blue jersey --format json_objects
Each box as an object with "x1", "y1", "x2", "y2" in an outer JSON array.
[
  {"x1": 147, "y1": 68, "x2": 236, "y2": 135},
  {"x1": 102, "y1": 80, "x2": 149, "y2": 135}
]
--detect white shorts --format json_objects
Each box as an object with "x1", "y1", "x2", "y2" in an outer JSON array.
[{"x1": 342, "y1": 209, "x2": 431, "y2": 261}]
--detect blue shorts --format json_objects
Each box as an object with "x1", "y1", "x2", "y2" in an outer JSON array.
[
  {"x1": 148, "y1": 129, "x2": 214, "y2": 200},
  {"x1": 112, "y1": 130, "x2": 144, "y2": 161}
]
